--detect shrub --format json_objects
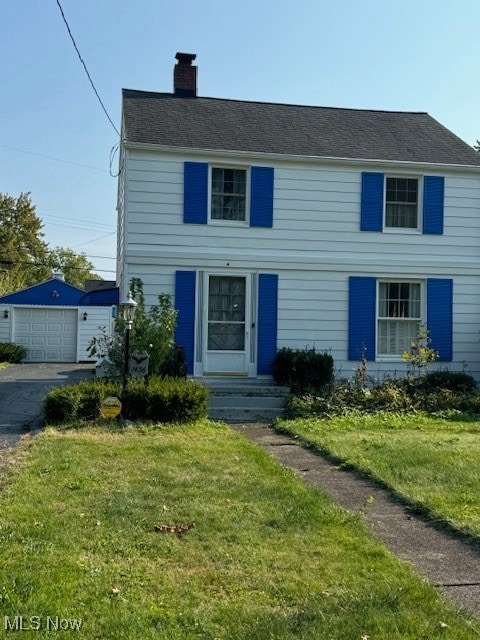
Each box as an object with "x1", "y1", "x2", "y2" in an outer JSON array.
[
  {"x1": 76, "y1": 380, "x2": 120, "y2": 420},
  {"x1": 285, "y1": 371, "x2": 480, "y2": 420},
  {"x1": 44, "y1": 386, "x2": 82, "y2": 424},
  {"x1": 159, "y1": 345, "x2": 187, "y2": 379},
  {"x1": 416, "y1": 371, "x2": 477, "y2": 393},
  {"x1": 44, "y1": 377, "x2": 209, "y2": 425},
  {"x1": 273, "y1": 347, "x2": 334, "y2": 392},
  {"x1": 123, "y1": 377, "x2": 209, "y2": 423},
  {"x1": 0, "y1": 342, "x2": 26, "y2": 363}
]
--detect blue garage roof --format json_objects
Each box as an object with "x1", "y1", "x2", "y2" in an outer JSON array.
[
  {"x1": 0, "y1": 278, "x2": 118, "y2": 306},
  {"x1": 78, "y1": 287, "x2": 119, "y2": 306}
]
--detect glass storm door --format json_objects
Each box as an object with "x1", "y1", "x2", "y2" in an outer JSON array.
[{"x1": 204, "y1": 275, "x2": 249, "y2": 374}]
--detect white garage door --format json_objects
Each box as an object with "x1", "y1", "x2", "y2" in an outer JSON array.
[{"x1": 14, "y1": 308, "x2": 78, "y2": 363}]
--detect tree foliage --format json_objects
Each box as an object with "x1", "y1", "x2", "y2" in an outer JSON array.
[
  {"x1": 475, "y1": 140, "x2": 480, "y2": 153},
  {"x1": 87, "y1": 278, "x2": 180, "y2": 377},
  {"x1": 46, "y1": 247, "x2": 100, "y2": 290},
  {"x1": 0, "y1": 192, "x2": 102, "y2": 294},
  {"x1": 0, "y1": 192, "x2": 49, "y2": 294}
]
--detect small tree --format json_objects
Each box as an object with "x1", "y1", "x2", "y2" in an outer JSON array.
[
  {"x1": 127, "y1": 278, "x2": 178, "y2": 375},
  {"x1": 88, "y1": 278, "x2": 179, "y2": 377},
  {"x1": 401, "y1": 324, "x2": 438, "y2": 377}
]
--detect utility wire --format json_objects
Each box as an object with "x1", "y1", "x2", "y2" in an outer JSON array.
[
  {"x1": 55, "y1": 0, "x2": 120, "y2": 136},
  {"x1": 40, "y1": 213, "x2": 115, "y2": 229},
  {"x1": 71, "y1": 231, "x2": 117, "y2": 248},
  {"x1": 0, "y1": 258, "x2": 116, "y2": 275},
  {"x1": 0, "y1": 144, "x2": 108, "y2": 173},
  {"x1": 41, "y1": 220, "x2": 116, "y2": 233}
]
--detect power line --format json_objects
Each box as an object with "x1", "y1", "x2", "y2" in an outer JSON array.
[
  {"x1": 0, "y1": 144, "x2": 108, "y2": 173},
  {"x1": 55, "y1": 0, "x2": 120, "y2": 137},
  {"x1": 40, "y1": 213, "x2": 115, "y2": 229},
  {"x1": 82, "y1": 254, "x2": 116, "y2": 261},
  {"x1": 0, "y1": 258, "x2": 116, "y2": 275},
  {"x1": 40, "y1": 218, "x2": 115, "y2": 233},
  {"x1": 71, "y1": 231, "x2": 117, "y2": 248}
]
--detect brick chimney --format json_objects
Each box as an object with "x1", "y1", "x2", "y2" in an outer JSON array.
[{"x1": 174, "y1": 52, "x2": 197, "y2": 97}]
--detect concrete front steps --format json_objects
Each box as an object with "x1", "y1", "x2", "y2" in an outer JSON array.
[{"x1": 202, "y1": 378, "x2": 290, "y2": 423}]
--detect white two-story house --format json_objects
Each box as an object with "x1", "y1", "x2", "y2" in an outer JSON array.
[{"x1": 117, "y1": 52, "x2": 480, "y2": 380}]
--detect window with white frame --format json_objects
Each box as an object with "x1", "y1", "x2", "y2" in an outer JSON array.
[
  {"x1": 211, "y1": 168, "x2": 247, "y2": 221},
  {"x1": 385, "y1": 177, "x2": 418, "y2": 229},
  {"x1": 378, "y1": 282, "x2": 421, "y2": 356}
]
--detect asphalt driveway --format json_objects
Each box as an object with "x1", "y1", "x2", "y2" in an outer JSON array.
[{"x1": 0, "y1": 363, "x2": 94, "y2": 447}]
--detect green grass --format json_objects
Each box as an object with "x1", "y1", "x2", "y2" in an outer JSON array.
[
  {"x1": 0, "y1": 421, "x2": 479, "y2": 639},
  {"x1": 277, "y1": 413, "x2": 480, "y2": 537}
]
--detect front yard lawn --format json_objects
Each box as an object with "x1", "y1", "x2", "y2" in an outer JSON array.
[
  {"x1": 277, "y1": 413, "x2": 480, "y2": 537},
  {"x1": 0, "y1": 421, "x2": 478, "y2": 639}
]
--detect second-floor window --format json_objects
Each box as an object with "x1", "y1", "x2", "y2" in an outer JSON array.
[
  {"x1": 385, "y1": 177, "x2": 418, "y2": 229},
  {"x1": 211, "y1": 168, "x2": 247, "y2": 221}
]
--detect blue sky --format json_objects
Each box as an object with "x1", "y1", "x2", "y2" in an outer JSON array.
[{"x1": 2, "y1": 0, "x2": 479, "y2": 278}]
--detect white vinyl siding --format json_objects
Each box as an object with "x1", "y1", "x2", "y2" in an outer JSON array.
[{"x1": 120, "y1": 148, "x2": 480, "y2": 380}]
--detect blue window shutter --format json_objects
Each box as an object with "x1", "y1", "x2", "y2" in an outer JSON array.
[
  {"x1": 174, "y1": 271, "x2": 196, "y2": 374},
  {"x1": 427, "y1": 278, "x2": 452, "y2": 361},
  {"x1": 184, "y1": 162, "x2": 208, "y2": 224},
  {"x1": 348, "y1": 276, "x2": 376, "y2": 361},
  {"x1": 423, "y1": 176, "x2": 444, "y2": 235},
  {"x1": 361, "y1": 172, "x2": 384, "y2": 231},
  {"x1": 257, "y1": 274, "x2": 278, "y2": 374},
  {"x1": 250, "y1": 166, "x2": 274, "y2": 228}
]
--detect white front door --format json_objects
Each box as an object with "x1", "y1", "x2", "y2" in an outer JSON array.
[{"x1": 204, "y1": 274, "x2": 250, "y2": 375}]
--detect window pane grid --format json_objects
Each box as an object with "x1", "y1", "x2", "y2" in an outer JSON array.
[
  {"x1": 378, "y1": 282, "x2": 421, "y2": 355},
  {"x1": 211, "y1": 168, "x2": 246, "y2": 221},
  {"x1": 378, "y1": 319, "x2": 419, "y2": 355},
  {"x1": 385, "y1": 177, "x2": 418, "y2": 228},
  {"x1": 386, "y1": 203, "x2": 417, "y2": 228}
]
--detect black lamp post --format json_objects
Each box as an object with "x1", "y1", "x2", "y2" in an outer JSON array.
[{"x1": 121, "y1": 291, "x2": 137, "y2": 393}]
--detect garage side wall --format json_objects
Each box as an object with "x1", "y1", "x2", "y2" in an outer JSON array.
[
  {"x1": 78, "y1": 307, "x2": 114, "y2": 362},
  {"x1": 0, "y1": 306, "x2": 12, "y2": 343}
]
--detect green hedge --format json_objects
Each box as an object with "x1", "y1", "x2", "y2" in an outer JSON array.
[
  {"x1": 0, "y1": 342, "x2": 26, "y2": 363},
  {"x1": 273, "y1": 347, "x2": 334, "y2": 391},
  {"x1": 44, "y1": 377, "x2": 209, "y2": 425}
]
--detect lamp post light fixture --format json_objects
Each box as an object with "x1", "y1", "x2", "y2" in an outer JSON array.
[{"x1": 120, "y1": 291, "x2": 138, "y2": 392}]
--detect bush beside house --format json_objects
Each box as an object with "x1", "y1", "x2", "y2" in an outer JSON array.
[
  {"x1": 285, "y1": 371, "x2": 479, "y2": 419},
  {"x1": 44, "y1": 377, "x2": 209, "y2": 425},
  {"x1": 0, "y1": 342, "x2": 26, "y2": 363}
]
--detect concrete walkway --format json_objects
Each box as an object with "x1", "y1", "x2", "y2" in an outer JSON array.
[
  {"x1": 0, "y1": 363, "x2": 94, "y2": 447},
  {"x1": 233, "y1": 422, "x2": 480, "y2": 620}
]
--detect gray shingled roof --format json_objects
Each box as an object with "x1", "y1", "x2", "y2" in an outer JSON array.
[{"x1": 122, "y1": 90, "x2": 480, "y2": 166}]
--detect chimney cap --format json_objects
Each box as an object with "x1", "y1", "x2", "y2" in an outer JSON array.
[{"x1": 175, "y1": 52, "x2": 196, "y2": 65}]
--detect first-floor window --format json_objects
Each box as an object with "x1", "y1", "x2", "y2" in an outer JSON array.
[{"x1": 377, "y1": 281, "x2": 421, "y2": 356}]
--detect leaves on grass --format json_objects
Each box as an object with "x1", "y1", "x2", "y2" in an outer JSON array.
[{"x1": 154, "y1": 522, "x2": 195, "y2": 535}]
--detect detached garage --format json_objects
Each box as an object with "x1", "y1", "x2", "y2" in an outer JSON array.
[{"x1": 0, "y1": 275, "x2": 118, "y2": 363}]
